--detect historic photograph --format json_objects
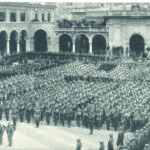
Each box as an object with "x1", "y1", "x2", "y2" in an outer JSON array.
[{"x1": 0, "y1": 1, "x2": 149, "y2": 150}]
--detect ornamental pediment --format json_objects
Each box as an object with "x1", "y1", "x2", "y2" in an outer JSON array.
[{"x1": 130, "y1": 4, "x2": 147, "y2": 16}]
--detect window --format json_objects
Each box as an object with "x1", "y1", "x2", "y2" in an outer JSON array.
[
  {"x1": 42, "y1": 13, "x2": 44, "y2": 21},
  {"x1": 20, "y1": 13, "x2": 25, "y2": 22},
  {"x1": 66, "y1": 2, "x2": 72, "y2": 6},
  {"x1": 101, "y1": 3, "x2": 104, "y2": 7},
  {"x1": 47, "y1": 13, "x2": 50, "y2": 22},
  {"x1": 10, "y1": 12, "x2": 16, "y2": 22},
  {"x1": 35, "y1": 13, "x2": 38, "y2": 20},
  {"x1": 98, "y1": 3, "x2": 104, "y2": 7},
  {"x1": 0, "y1": 12, "x2": 5, "y2": 22}
]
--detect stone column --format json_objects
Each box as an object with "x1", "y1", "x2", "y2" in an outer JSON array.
[
  {"x1": 89, "y1": 38, "x2": 92, "y2": 54},
  {"x1": 6, "y1": 9, "x2": 9, "y2": 22},
  {"x1": 26, "y1": 38, "x2": 30, "y2": 52},
  {"x1": 7, "y1": 39, "x2": 10, "y2": 55},
  {"x1": 30, "y1": 37, "x2": 34, "y2": 52},
  {"x1": 144, "y1": 42, "x2": 147, "y2": 54},
  {"x1": 47, "y1": 36, "x2": 50, "y2": 52},
  {"x1": 17, "y1": 39, "x2": 20, "y2": 53},
  {"x1": 16, "y1": 10, "x2": 19, "y2": 22},
  {"x1": 38, "y1": 10, "x2": 41, "y2": 22},
  {"x1": 45, "y1": 11, "x2": 47, "y2": 22},
  {"x1": 89, "y1": 43, "x2": 92, "y2": 54},
  {"x1": 51, "y1": 11, "x2": 54, "y2": 22},
  {"x1": 27, "y1": 10, "x2": 31, "y2": 22},
  {"x1": 72, "y1": 42, "x2": 75, "y2": 53},
  {"x1": 126, "y1": 42, "x2": 130, "y2": 57},
  {"x1": 55, "y1": 36, "x2": 60, "y2": 53}
]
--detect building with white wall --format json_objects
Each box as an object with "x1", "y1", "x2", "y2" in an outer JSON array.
[{"x1": 0, "y1": 2, "x2": 149, "y2": 57}]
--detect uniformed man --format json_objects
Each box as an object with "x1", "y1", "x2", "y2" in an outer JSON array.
[
  {"x1": 6, "y1": 122, "x2": 14, "y2": 147},
  {"x1": 88, "y1": 109, "x2": 95, "y2": 135},
  {"x1": 82, "y1": 108, "x2": 88, "y2": 128},
  {"x1": 19, "y1": 102, "x2": 25, "y2": 122},
  {"x1": 11, "y1": 103, "x2": 18, "y2": 131},
  {"x1": 66, "y1": 106, "x2": 73, "y2": 127},
  {"x1": 34, "y1": 105, "x2": 41, "y2": 128},
  {"x1": 59, "y1": 107, "x2": 66, "y2": 126},
  {"x1": 95, "y1": 111, "x2": 102, "y2": 129},
  {"x1": 76, "y1": 139, "x2": 82, "y2": 150},
  {"x1": 106, "y1": 111, "x2": 111, "y2": 130},
  {"x1": 26, "y1": 102, "x2": 32, "y2": 123},
  {"x1": 53, "y1": 106, "x2": 59, "y2": 126},
  {"x1": 45, "y1": 104, "x2": 51, "y2": 125},
  {"x1": 108, "y1": 134, "x2": 114, "y2": 150},
  {"x1": 76, "y1": 108, "x2": 82, "y2": 127},
  {"x1": 40, "y1": 102, "x2": 45, "y2": 121},
  {"x1": 4, "y1": 101, "x2": 11, "y2": 121},
  {"x1": 99, "y1": 141, "x2": 105, "y2": 150},
  {"x1": 0, "y1": 122, "x2": 5, "y2": 145},
  {"x1": 117, "y1": 131, "x2": 124, "y2": 147}
]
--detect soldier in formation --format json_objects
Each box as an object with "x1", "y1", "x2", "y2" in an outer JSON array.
[
  {"x1": 5, "y1": 101, "x2": 11, "y2": 121},
  {"x1": 19, "y1": 101, "x2": 25, "y2": 122},
  {"x1": 11, "y1": 102, "x2": 18, "y2": 130},
  {"x1": 45, "y1": 103, "x2": 51, "y2": 125},
  {"x1": 34, "y1": 105, "x2": 41, "y2": 128},
  {"x1": 88, "y1": 108, "x2": 95, "y2": 135},
  {"x1": 6, "y1": 122, "x2": 14, "y2": 147}
]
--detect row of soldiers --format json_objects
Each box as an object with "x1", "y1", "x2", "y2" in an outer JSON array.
[
  {"x1": 118, "y1": 121, "x2": 150, "y2": 150},
  {"x1": 0, "y1": 98, "x2": 147, "y2": 136}
]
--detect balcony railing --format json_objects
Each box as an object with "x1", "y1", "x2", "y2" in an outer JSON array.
[{"x1": 56, "y1": 26, "x2": 109, "y2": 33}]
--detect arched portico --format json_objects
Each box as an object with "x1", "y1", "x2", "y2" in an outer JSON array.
[
  {"x1": 59, "y1": 34, "x2": 72, "y2": 52},
  {"x1": 129, "y1": 34, "x2": 145, "y2": 57},
  {"x1": 92, "y1": 35, "x2": 106, "y2": 55},
  {"x1": 75, "y1": 34, "x2": 89, "y2": 54},
  {"x1": 34, "y1": 29, "x2": 47, "y2": 52}
]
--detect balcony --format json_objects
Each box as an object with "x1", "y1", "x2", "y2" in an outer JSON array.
[{"x1": 56, "y1": 26, "x2": 109, "y2": 33}]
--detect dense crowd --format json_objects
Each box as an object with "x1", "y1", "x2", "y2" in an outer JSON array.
[
  {"x1": 0, "y1": 58, "x2": 149, "y2": 149},
  {"x1": 118, "y1": 121, "x2": 150, "y2": 150}
]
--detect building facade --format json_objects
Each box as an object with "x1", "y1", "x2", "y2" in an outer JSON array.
[
  {"x1": 56, "y1": 3, "x2": 150, "y2": 57},
  {"x1": 0, "y1": 2, "x2": 56, "y2": 56},
  {"x1": 0, "y1": 2, "x2": 149, "y2": 57}
]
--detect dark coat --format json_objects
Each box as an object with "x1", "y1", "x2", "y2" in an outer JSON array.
[
  {"x1": 76, "y1": 142, "x2": 82, "y2": 150},
  {"x1": 108, "y1": 141, "x2": 114, "y2": 150},
  {"x1": 99, "y1": 143, "x2": 105, "y2": 150},
  {"x1": 117, "y1": 132, "x2": 124, "y2": 146}
]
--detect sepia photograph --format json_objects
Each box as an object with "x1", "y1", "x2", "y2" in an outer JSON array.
[{"x1": 0, "y1": 1, "x2": 149, "y2": 150}]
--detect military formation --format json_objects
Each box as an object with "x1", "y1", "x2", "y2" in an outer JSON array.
[
  {"x1": 118, "y1": 121, "x2": 150, "y2": 150},
  {"x1": 0, "y1": 59, "x2": 149, "y2": 149}
]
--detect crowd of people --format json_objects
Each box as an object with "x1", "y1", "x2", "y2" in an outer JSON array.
[
  {"x1": 118, "y1": 121, "x2": 150, "y2": 150},
  {"x1": 0, "y1": 57, "x2": 149, "y2": 149}
]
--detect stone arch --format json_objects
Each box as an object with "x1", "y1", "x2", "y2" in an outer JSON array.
[
  {"x1": 75, "y1": 34, "x2": 89, "y2": 54},
  {"x1": 129, "y1": 34, "x2": 145, "y2": 57},
  {"x1": 0, "y1": 31, "x2": 8, "y2": 55},
  {"x1": 92, "y1": 35, "x2": 106, "y2": 54},
  {"x1": 59, "y1": 34, "x2": 72, "y2": 52},
  {"x1": 10, "y1": 30, "x2": 18, "y2": 55},
  {"x1": 34, "y1": 29, "x2": 47, "y2": 52}
]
